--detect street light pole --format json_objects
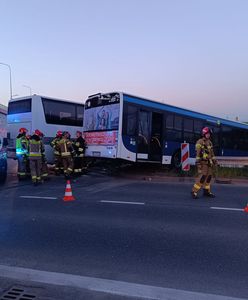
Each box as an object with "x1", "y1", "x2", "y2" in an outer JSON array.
[
  {"x1": 0, "y1": 62, "x2": 13, "y2": 100},
  {"x1": 23, "y1": 85, "x2": 32, "y2": 96}
]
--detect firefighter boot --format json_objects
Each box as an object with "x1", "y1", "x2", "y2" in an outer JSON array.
[
  {"x1": 191, "y1": 191, "x2": 198, "y2": 199},
  {"x1": 203, "y1": 189, "x2": 215, "y2": 198}
]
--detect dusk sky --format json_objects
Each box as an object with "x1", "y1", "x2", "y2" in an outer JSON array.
[{"x1": 0, "y1": 0, "x2": 248, "y2": 120}]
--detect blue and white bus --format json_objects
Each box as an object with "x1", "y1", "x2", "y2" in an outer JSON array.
[
  {"x1": 7, "y1": 95, "x2": 84, "y2": 163},
  {"x1": 0, "y1": 104, "x2": 7, "y2": 182},
  {"x1": 83, "y1": 92, "x2": 248, "y2": 167}
]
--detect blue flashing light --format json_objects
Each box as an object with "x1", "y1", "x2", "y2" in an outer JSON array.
[{"x1": 16, "y1": 148, "x2": 27, "y2": 155}]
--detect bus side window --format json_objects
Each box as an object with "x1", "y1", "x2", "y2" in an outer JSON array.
[
  {"x1": 167, "y1": 115, "x2": 182, "y2": 141},
  {"x1": 166, "y1": 114, "x2": 174, "y2": 129},
  {"x1": 174, "y1": 115, "x2": 183, "y2": 131},
  {"x1": 138, "y1": 110, "x2": 150, "y2": 152},
  {"x1": 183, "y1": 118, "x2": 194, "y2": 143},
  {"x1": 123, "y1": 104, "x2": 137, "y2": 136},
  {"x1": 165, "y1": 114, "x2": 174, "y2": 141},
  {"x1": 232, "y1": 128, "x2": 248, "y2": 151},
  {"x1": 222, "y1": 126, "x2": 232, "y2": 149},
  {"x1": 194, "y1": 119, "x2": 204, "y2": 141},
  {"x1": 42, "y1": 98, "x2": 79, "y2": 126}
]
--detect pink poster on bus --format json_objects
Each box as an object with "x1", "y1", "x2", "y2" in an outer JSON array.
[{"x1": 85, "y1": 131, "x2": 118, "y2": 146}]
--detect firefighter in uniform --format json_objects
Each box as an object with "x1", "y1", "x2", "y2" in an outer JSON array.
[
  {"x1": 72, "y1": 131, "x2": 86, "y2": 176},
  {"x1": 39, "y1": 131, "x2": 49, "y2": 180},
  {"x1": 51, "y1": 130, "x2": 63, "y2": 175},
  {"x1": 28, "y1": 129, "x2": 44, "y2": 185},
  {"x1": 191, "y1": 127, "x2": 217, "y2": 199},
  {"x1": 16, "y1": 128, "x2": 29, "y2": 180},
  {"x1": 58, "y1": 131, "x2": 74, "y2": 178}
]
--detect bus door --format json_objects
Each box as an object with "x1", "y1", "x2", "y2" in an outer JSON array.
[
  {"x1": 149, "y1": 112, "x2": 163, "y2": 161},
  {"x1": 137, "y1": 110, "x2": 150, "y2": 161},
  {"x1": 137, "y1": 110, "x2": 163, "y2": 162}
]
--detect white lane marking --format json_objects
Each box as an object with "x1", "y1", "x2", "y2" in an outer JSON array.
[
  {"x1": 0, "y1": 264, "x2": 246, "y2": 300},
  {"x1": 20, "y1": 196, "x2": 57, "y2": 200},
  {"x1": 100, "y1": 200, "x2": 145, "y2": 205},
  {"x1": 210, "y1": 207, "x2": 244, "y2": 212}
]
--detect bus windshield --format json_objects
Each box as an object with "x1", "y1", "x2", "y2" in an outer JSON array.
[{"x1": 84, "y1": 93, "x2": 120, "y2": 132}]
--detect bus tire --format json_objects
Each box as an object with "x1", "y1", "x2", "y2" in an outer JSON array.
[{"x1": 172, "y1": 150, "x2": 181, "y2": 169}]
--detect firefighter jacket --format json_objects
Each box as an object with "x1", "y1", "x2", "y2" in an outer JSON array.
[
  {"x1": 28, "y1": 135, "x2": 44, "y2": 158},
  {"x1": 16, "y1": 134, "x2": 29, "y2": 156},
  {"x1": 195, "y1": 138, "x2": 216, "y2": 165},
  {"x1": 50, "y1": 137, "x2": 61, "y2": 156},
  {"x1": 58, "y1": 138, "x2": 74, "y2": 157},
  {"x1": 72, "y1": 136, "x2": 85, "y2": 157}
]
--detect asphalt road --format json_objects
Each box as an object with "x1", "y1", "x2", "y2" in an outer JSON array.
[{"x1": 0, "y1": 164, "x2": 247, "y2": 299}]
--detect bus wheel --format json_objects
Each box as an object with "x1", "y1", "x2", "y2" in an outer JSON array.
[{"x1": 172, "y1": 150, "x2": 181, "y2": 169}]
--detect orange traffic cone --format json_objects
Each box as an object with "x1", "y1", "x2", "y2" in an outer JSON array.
[
  {"x1": 63, "y1": 180, "x2": 75, "y2": 202},
  {"x1": 244, "y1": 203, "x2": 248, "y2": 213}
]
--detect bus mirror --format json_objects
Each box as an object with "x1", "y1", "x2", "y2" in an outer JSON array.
[{"x1": 3, "y1": 138, "x2": 8, "y2": 147}]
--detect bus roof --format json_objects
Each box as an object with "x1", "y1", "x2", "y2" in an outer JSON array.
[
  {"x1": 120, "y1": 92, "x2": 248, "y2": 130},
  {"x1": 8, "y1": 94, "x2": 83, "y2": 105}
]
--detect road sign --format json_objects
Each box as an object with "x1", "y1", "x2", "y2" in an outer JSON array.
[{"x1": 181, "y1": 143, "x2": 190, "y2": 171}]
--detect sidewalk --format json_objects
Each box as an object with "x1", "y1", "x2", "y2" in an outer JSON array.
[{"x1": 0, "y1": 277, "x2": 140, "y2": 300}]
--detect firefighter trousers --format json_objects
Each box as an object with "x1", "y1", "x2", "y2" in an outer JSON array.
[
  {"x1": 29, "y1": 157, "x2": 42, "y2": 183},
  {"x1": 17, "y1": 154, "x2": 28, "y2": 179},
  {"x1": 54, "y1": 154, "x2": 62, "y2": 174},
  {"x1": 41, "y1": 157, "x2": 49, "y2": 180},
  {"x1": 61, "y1": 156, "x2": 73, "y2": 176},
  {"x1": 73, "y1": 156, "x2": 84, "y2": 175},
  {"x1": 192, "y1": 163, "x2": 213, "y2": 194}
]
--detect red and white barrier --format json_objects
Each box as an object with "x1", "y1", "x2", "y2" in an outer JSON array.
[{"x1": 181, "y1": 143, "x2": 190, "y2": 171}]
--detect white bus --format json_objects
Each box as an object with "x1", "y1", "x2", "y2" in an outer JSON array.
[
  {"x1": 7, "y1": 95, "x2": 84, "y2": 163},
  {"x1": 0, "y1": 104, "x2": 7, "y2": 182}
]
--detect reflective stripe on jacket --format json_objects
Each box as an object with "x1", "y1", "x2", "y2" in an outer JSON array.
[
  {"x1": 72, "y1": 136, "x2": 85, "y2": 157},
  {"x1": 28, "y1": 136, "x2": 44, "y2": 157},
  {"x1": 58, "y1": 138, "x2": 74, "y2": 157},
  {"x1": 195, "y1": 138, "x2": 215, "y2": 162},
  {"x1": 51, "y1": 137, "x2": 61, "y2": 156},
  {"x1": 16, "y1": 135, "x2": 29, "y2": 155}
]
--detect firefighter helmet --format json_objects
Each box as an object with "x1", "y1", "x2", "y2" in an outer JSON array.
[
  {"x1": 34, "y1": 129, "x2": 43, "y2": 136},
  {"x1": 19, "y1": 127, "x2": 28, "y2": 133},
  {"x1": 56, "y1": 130, "x2": 63, "y2": 137},
  {"x1": 202, "y1": 127, "x2": 212, "y2": 136}
]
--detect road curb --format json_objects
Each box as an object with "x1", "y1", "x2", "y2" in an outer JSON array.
[{"x1": 119, "y1": 173, "x2": 248, "y2": 185}]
